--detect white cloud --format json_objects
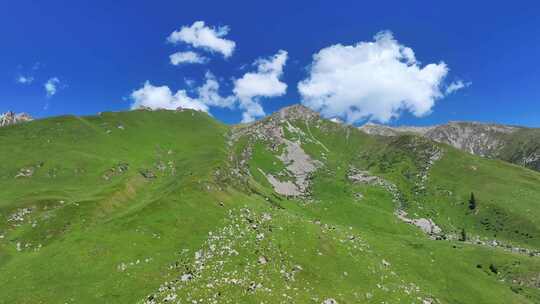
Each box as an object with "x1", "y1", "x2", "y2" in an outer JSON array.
[
  {"x1": 445, "y1": 80, "x2": 471, "y2": 95},
  {"x1": 167, "y1": 21, "x2": 236, "y2": 58},
  {"x1": 132, "y1": 49, "x2": 289, "y2": 122},
  {"x1": 170, "y1": 51, "x2": 208, "y2": 65},
  {"x1": 130, "y1": 72, "x2": 232, "y2": 112},
  {"x1": 298, "y1": 31, "x2": 450, "y2": 123},
  {"x1": 17, "y1": 75, "x2": 34, "y2": 84},
  {"x1": 233, "y1": 50, "x2": 288, "y2": 122},
  {"x1": 44, "y1": 77, "x2": 61, "y2": 97},
  {"x1": 197, "y1": 72, "x2": 235, "y2": 108},
  {"x1": 130, "y1": 81, "x2": 208, "y2": 112}
]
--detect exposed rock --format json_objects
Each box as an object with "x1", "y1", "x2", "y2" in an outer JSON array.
[
  {"x1": 260, "y1": 169, "x2": 302, "y2": 196},
  {"x1": 397, "y1": 211, "x2": 443, "y2": 237},
  {"x1": 348, "y1": 169, "x2": 384, "y2": 184},
  {"x1": 232, "y1": 105, "x2": 323, "y2": 197},
  {"x1": 139, "y1": 169, "x2": 157, "y2": 179},
  {"x1": 102, "y1": 163, "x2": 129, "y2": 180},
  {"x1": 15, "y1": 167, "x2": 35, "y2": 178},
  {"x1": 258, "y1": 256, "x2": 268, "y2": 264},
  {"x1": 424, "y1": 121, "x2": 517, "y2": 157},
  {"x1": 0, "y1": 111, "x2": 32, "y2": 127},
  {"x1": 7, "y1": 207, "x2": 32, "y2": 224}
]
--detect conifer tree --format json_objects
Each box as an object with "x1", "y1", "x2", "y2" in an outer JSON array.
[{"x1": 468, "y1": 192, "x2": 477, "y2": 210}]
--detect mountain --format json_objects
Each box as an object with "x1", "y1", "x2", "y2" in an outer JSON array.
[
  {"x1": 0, "y1": 111, "x2": 32, "y2": 127},
  {"x1": 360, "y1": 121, "x2": 540, "y2": 172},
  {"x1": 1, "y1": 105, "x2": 540, "y2": 303}
]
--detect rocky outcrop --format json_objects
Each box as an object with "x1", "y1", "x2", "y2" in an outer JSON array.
[
  {"x1": 396, "y1": 210, "x2": 442, "y2": 236},
  {"x1": 0, "y1": 111, "x2": 32, "y2": 127},
  {"x1": 231, "y1": 105, "x2": 324, "y2": 197}
]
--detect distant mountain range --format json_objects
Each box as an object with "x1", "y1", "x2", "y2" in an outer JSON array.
[{"x1": 360, "y1": 121, "x2": 540, "y2": 172}]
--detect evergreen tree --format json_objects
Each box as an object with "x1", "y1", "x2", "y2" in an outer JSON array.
[{"x1": 468, "y1": 192, "x2": 477, "y2": 210}]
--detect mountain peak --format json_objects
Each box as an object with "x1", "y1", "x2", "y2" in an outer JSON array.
[
  {"x1": 0, "y1": 111, "x2": 33, "y2": 127},
  {"x1": 272, "y1": 104, "x2": 319, "y2": 121}
]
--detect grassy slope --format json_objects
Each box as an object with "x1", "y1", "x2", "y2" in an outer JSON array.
[
  {"x1": 0, "y1": 110, "x2": 242, "y2": 303},
  {"x1": 0, "y1": 110, "x2": 539, "y2": 303},
  {"x1": 287, "y1": 119, "x2": 540, "y2": 303}
]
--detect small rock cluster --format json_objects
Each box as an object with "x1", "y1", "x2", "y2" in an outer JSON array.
[
  {"x1": 102, "y1": 162, "x2": 129, "y2": 180},
  {"x1": 7, "y1": 207, "x2": 33, "y2": 225},
  {"x1": 142, "y1": 208, "x2": 314, "y2": 304},
  {"x1": 458, "y1": 236, "x2": 540, "y2": 257},
  {"x1": 117, "y1": 257, "x2": 153, "y2": 272}
]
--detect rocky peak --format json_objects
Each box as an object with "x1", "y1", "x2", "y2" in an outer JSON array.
[
  {"x1": 423, "y1": 122, "x2": 521, "y2": 157},
  {"x1": 0, "y1": 111, "x2": 33, "y2": 127},
  {"x1": 272, "y1": 104, "x2": 320, "y2": 121}
]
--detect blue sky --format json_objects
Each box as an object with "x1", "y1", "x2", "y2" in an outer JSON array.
[{"x1": 1, "y1": 1, "x2": 539, "y2": 126}]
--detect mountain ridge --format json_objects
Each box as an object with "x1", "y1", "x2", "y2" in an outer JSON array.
[{"x1": 360, "y1": 120, "x2": 540, "y2": 172}]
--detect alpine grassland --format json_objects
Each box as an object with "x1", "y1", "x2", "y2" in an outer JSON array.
[{"x1": 1, "y1": 106, "x2": 539, "y2": 303}]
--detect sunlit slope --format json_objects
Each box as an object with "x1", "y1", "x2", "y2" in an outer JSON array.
[
  {"x1": 234, "y1": 109, "x2": 540, "y2": 303},
  {"x1": 0, "y1": 109, "x2": 239, "y2": 303},
  {"x1": 0, "y1": 106, "x2": 539, "y2": 303}
]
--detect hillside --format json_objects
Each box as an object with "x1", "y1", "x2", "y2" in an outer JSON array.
[
  {"x1": 360, "y1": 121, "x2": 540, "y2": 172},
  {"x1": 1, "y1": 105, "x2": 540, "y2": 303}
]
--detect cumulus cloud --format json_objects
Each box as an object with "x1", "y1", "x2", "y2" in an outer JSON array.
[
  {"x1": 445, "y1": 80, "x2": 471, "y2": 95},
  {"x1": 169, "y1": 51, "x2": 208, "y2": 65},
  {"x1": 44, "y1": 77, "x2": 61, "y2": 97},
  {"x1": 17, "y1": 75, "x2": 34, "y2": 84},
  {"x1": 130, "y1": 81, "x2": 209, "y2": 112},
  {"x1": 132, "y1": 48, "x2": 288, "y2": 122},
  {"x1": 233, "y1": 50, "x2": 288, "y2": 122},
  {"x1": 298, "y1": 31, "x2": 450, "y2": 123},
  {"x1": 130, "y1": 72, "x2": 232, "y2": 112},
  {"x1": 197, "y1": 72, "x2": 235, "y2": 108},
  {"x1": 167, "y1": 21, "x2": 236, "y2": 58}
]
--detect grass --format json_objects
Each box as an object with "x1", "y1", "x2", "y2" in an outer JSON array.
[{"x1": 0, "y1": 109, "x2": 539, "y2": 303}]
